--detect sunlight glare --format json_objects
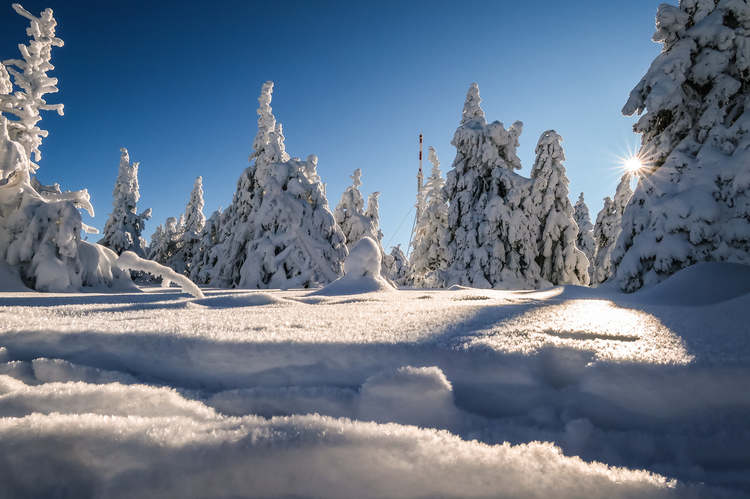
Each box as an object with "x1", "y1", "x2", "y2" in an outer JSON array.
[{"x1": 624, "y1": 156, "x2": 643, "y2": 174}]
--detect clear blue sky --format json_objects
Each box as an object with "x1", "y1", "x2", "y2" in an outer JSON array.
[{"x1": 1, "y1": 0, "x2": 661, "y2": 250}]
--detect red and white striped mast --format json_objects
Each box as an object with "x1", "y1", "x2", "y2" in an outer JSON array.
[
  {"x1": 417, "y1": 133, "x2": 424, "y2": 224},
  {"x1": 408, "y1": 133, "x2": 425, "y2": 255}
]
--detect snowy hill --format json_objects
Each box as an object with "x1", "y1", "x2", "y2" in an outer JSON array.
[{"x1": 0, "y1": 262, "x2": 749, "y2": 497}]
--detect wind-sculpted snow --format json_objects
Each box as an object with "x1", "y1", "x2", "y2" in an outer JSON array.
[{"x1": 0, "y1": 263, "x2": 749, "y2": 496}]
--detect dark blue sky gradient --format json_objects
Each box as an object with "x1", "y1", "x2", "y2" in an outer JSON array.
[{"x1": 0, "y1": 0, "x2": 662, "y2": 249}]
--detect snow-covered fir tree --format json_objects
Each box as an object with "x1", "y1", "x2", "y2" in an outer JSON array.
[
  {"x1": 190, "y1": 208, "x2": 222, "y2": 284},
  {"x1": 383, "y1": 244, "x2": 412, "y2": 287},
  {"x1": 99, "y1": 148, "x2": 152, "y2": 256},
  {"x1": 334, "y1": 169, "x2": 384, "y2": 252},
  {"x1": 204, "y1": 81, "x2": 347, "y2": 288},
  {"x1": 592, "y1": 173, "x2": 633, "y2": 285},
  {"x1": 573, "y1": 192, "x2": 596, "y2": 279},
  {"x1": 443, "y1": 83, "x2": 541, "y2": 288},
  {"x1": 364, "y1": 191, "x2": 384, "y2": 247},
  {"x1": 166, "y1": 176, "x2": 205, "y2": 276},
  {"x1": 148, "y1": 216, "x2": 183, "y2": 270},
  {"x1": 613, "y1": 0, "x2": 750, "y2": 291},
  {"x1": 525, "y1": 130, "x2": 589, "y2": 285},
  {"x1": 0, "y1": 5, "x2": 129, "y2": 291},
  {"x1": 410, "y1": 146, "x2": 449, "y2": 286}
]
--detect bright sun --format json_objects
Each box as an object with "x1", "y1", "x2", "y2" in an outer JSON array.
[{"x1": 624, "y1": 156, "x2": 643, "y2": 173}]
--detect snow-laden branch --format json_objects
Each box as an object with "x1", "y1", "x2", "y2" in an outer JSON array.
[{"x1": 117, "y1": 251, "x2": 204, "y2": 298}]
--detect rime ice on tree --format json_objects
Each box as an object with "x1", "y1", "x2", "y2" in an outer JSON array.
[
  {"x1": 593, "y1": 173, "x2": 632, "y2": 285},
  {"x1": 573, "y1": 192, "x2": 596, "y2": 280},
  {"x1": 443, "y1": 83, "x2": 541, "y2": 289},
  {"x1": 383, "y1": 244, "x2": 412, "y2": 287},
  {"x1": 526, "y1": 131, "x2": 589, "y2": 285},
  {"x1": 410, "y1": 146, "x2": 449, "y2": 287},
  {"x1": 335, "y1": 169, "x2": 384, "y2": 254},
  {"x1": 99, "y1": 148, "x2": 152, "y2": 256},
  {"x1": 166, "y1": 176, "x2": 206, "y2": 276},
  {"x1": 204, "y1": 81, "x2": 347, "y2": 289},
  {"x1": 614, "y1": 0, "x2": 750, "y2": 291},
  {"x1": 0, "y1": 5, "x2": 129, "y2": 291}
]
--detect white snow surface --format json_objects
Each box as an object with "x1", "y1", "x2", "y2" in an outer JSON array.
[{"x1": 0, "y1": 263, "x2": 748, "y2": 497}]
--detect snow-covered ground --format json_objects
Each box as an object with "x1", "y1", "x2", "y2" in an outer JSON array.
[{"x1": 1, "y1": 262, "x2": 749, "y2": 498}]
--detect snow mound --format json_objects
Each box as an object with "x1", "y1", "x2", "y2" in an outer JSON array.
[
  {"x1": 0, "y1": 411, "x2": 685, "y2": 499},
  {"x1": 0, "y1": 376, "x2": 216, "y2": 420},
  {"x1": 117, "y1": 251, "x2": 204, "y2": 298},
  {"x1": 312, "y1": 237, "x2": 394, "y2": 295},
  {"x1": 359, "y1": 366, "x2": 458, "y2": 428},
  {"x1": 633, "y1": 262, "x2": 750, "y2": 306}
]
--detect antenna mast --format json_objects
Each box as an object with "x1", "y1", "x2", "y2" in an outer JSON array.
[{"x1": 407, "y1": 133, "x2": 424, "y2": 256}]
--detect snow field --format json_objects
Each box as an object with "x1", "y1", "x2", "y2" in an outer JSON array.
[{"x1": 0, "y1": 263, "x2": 749, "y2": 496}]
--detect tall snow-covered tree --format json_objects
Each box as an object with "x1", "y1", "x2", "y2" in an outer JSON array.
[
  {"x1": 410, "y1": 146, "x2": 449, "y2": 286},
  {"x1": 364, "y1": 191, "x2": 384, "y2": 246},
  {"x1": 148, "y1": 216, "x2": 183, "y2": 270},
  {"x1": 573, "y1": 192, "x2": 596, "y2": 279},
  {"x1": 334, "y1": 169, "x2": 383, "y2": 252},
  {"x1": 0, "y1": 5, "x2": 129, "y2": 291},
  {"x1": 99, "y1": 148, "x2": 152, "y2": 256},
  {"x1": 443, "y1": 82, "x2": 541, "y2": 288},
  {"x1": 190, "y1": 208, "x2": 222, "y2": 284},
  {"x1": 166, "y1": 176, "x2": 206, "y2": 276},
  {"x1": 525, "y1": 130, "x2": 589, "y2": 285},
  {"x1": 205, "y1": 81, "x2": 347, "y2": 289},
  {"x1": 592, "y1": 173, "x2": 633, "y2": 284},
  {"x1": 0, "y1": 4, "x2": 63, "y2": 173},
  {"x1": 613, "y1": 0, "x2": 750, "y2": 291}
]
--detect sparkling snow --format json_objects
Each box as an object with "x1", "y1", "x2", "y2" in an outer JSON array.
[{"x1": 0, "y1": 263, "x2": 749, "y2": 497}]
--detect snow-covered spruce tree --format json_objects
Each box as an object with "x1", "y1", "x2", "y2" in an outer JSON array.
[
  {"x1": 613, "y1": 0, "x2": 750, "y2": 291},
  {"x1": 147, "y1": 224, "x2": 166, "y2": 262},
  {"x1": 592, "y1": 173, "x2": 633, "y2": 284},
  {"x1": 573, "y1": 192, "x2": 596, "y2": 279},
  {"x1": 443, "y1": 83, "x2": 541, "y2": 288},
  {"x1": 383, "y1": 244, "x2": 412, "y2": 287},
  {"x1": 189, "y1": 208, "x2": 222, "y2": 284},
  {"x1": 148, "y1": 216, "x2": 184, "y2": 271},
  {"x1": 334, "y1": 169, "x2": 384, "y2": 251},
  {"x1": 0, "y1": 5, "x2": 129, "y2": 291},
  {"x1": 99, "y1": 148, "x2": 152, "y2": 256},
  {"x1": 525, "y1": 130, "x2": 588, "y2": 285},
  {"x1": 167, "y1": 176, "x2": 206, "y2": 276},
  {"x1": 205, "y1": 81, "x2": 347, "y2": 288},
  {"x1": 410, "y1": 146, "x2": 449, "y2": 286}
]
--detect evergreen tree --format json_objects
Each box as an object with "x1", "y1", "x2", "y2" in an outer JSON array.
[
  {"x1": 99, "y1": 148, "x2": 152, "y2": 256},
  {"x1": 190, "y1": 208, "x2": 222, "y2": 285},
  {"x1": 383, "y1": 244, "x2": 412, "y2": 287},
  {"x1": 170, "y1": 176, "x2": 205, "y2": 276},
  {"x1": 614, "y1": 0, "x2": 750, "y2": 290},
  {"x1": 593, "y1": 173, "x2": 633, "y2": 284},
  {"x1": 148, "y1": 216, "x2": 182, "y2": 269},
  {"x1": 526, "y1": 130, "x2": 589, "y2": 285},
  {"x1": 205, "y1": 81, "x2": 347, "y2": 288},
  {"x1": 410, "y1": 146, "x2": 449, "y2": 286},
  {"x1": 444, "y1": 83, "x2": 541, "y2": 288},
  {"x1": 335, "y1": 169, "x2": 383, "y2": 252},
  {"x1": 573, "y1": 192, "x2": 596, "y2": 280},
  {"x1": 0, "y1": 4, "x2": 63, "y2": 172},
  {"x1": 0, "y1": 5, "x2": 129, "y2": 291}
]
